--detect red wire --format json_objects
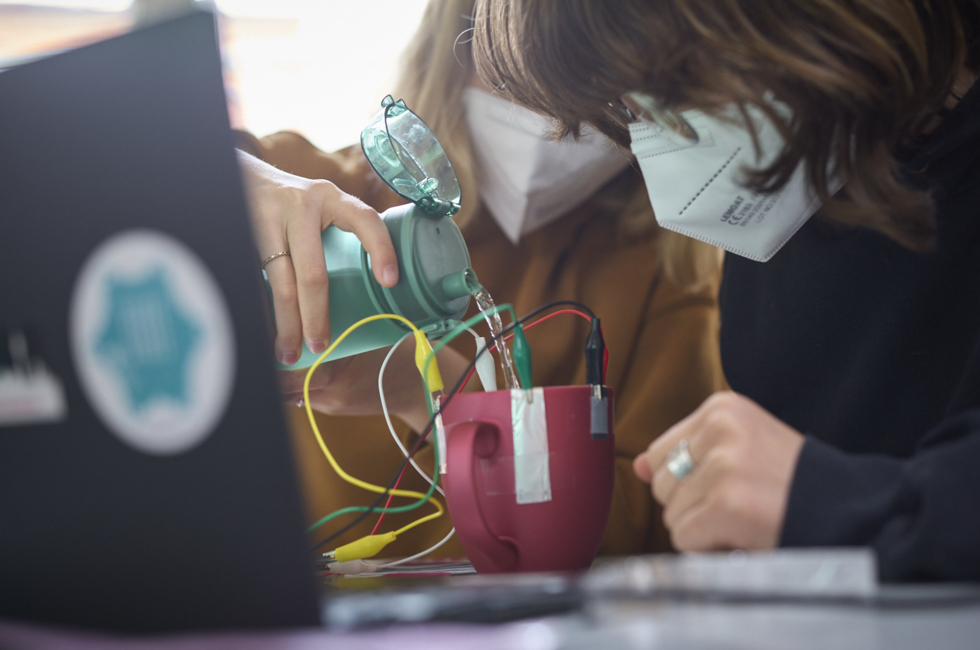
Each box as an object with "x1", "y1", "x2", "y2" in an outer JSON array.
[
  {"x1": 603, "y1": 338, "x2": 610, "y2": 381},
  {"x1": 370, "y1": 451, "x2": 413, "y2": 535},
  {"x1": 368, "y1": 309, "x2": 601, "y2": 535},
  {"x1": 458, "y1": 309, "x2": 598, "y2": 393}
]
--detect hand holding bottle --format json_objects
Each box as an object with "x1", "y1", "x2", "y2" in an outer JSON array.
[{"x1": 238, "y1": 150, "x2": 400, "y2": 365}]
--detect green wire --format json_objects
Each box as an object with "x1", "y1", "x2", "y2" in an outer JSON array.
[
  {"x1": 423, "y1": 303, "x2": 517, "y2": 392},
  {"x1": 419, "y1": 304, "x2": 518, "y2": 418},
  {"x1": 306, "y1": 391, "x2": 441, "y2": 533},
  {"x1": 307, "y1": 303, "x2": 516, "y2": 535},
  {"x1": 306, "y1": 340, "x2": 436, "y2": 535},
  {"x1": 307, "y1": 506, "x2": 371, "y2": 532},
  {"x1": 306, "y1": 448, "x2": 440, "y2": 533}
]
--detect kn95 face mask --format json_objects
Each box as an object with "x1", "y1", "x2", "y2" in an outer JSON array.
[
  {"x1": 463, "y1": 87, "x2": 630, "y2": 244},
  {"x1": 628, "y1": 100, "x2": 843, "y2": 262}
]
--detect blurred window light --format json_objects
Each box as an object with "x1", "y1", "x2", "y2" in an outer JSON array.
[
  {"x1": 219, "y1": 0, "x2": 431, "y2": 152},
  {"x1": 0, "y1": 0, "x2": 133, "y2": 69},
  {"x1": 0, "y1": 0, "x2": 133, "y2": 10},
  {"x1": 207, "y1": 0, "x2": 308, "y2": 19},
  {"x1": 0, "y1": 0, "x2": 432, "y2": 153}
]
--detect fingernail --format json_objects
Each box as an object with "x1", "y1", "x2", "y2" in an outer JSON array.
[
  {"x1": 281, "y1": 352, "x2": 298, "y2": 366},
  {"x1": 307, "y1": 339, "x2": 326, "y2": 354},
  {"x1": 383, "y1": 264, "x2": 398, "y2": 286},
  {"x1": 296, "y1": 398, "x2": 304, "y2": 408}
]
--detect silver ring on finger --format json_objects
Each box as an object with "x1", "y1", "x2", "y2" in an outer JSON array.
[
  {"x1": 261, "y1": 250, "x2": 291, "y2": 270},
  {"x1": 666, "y1": 439, "x2": 695, "y2": 480}
]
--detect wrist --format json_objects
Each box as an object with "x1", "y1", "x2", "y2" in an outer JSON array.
[{"x1": 394, "y1": 398, "x2": 432, "y2": 434}]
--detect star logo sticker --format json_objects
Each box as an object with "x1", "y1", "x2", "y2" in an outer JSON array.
[{"x1": 94, "y1": 268, "x2": 201, "y2": 412}]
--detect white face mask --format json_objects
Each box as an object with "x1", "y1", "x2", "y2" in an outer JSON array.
[
  {"x1": 463, "y1": 87, "x2": 630, "y2": 244},
  {"x1": 629, "y1": 102, "x2": 842, "y2": 262}
]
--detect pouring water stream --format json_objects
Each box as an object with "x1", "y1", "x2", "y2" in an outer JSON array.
[{"x1": 473, "y1": 288, "x2": 519, "y2": 390}]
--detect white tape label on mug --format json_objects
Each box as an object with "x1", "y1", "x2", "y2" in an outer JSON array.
[{"x1": 511, "y1": 388, "x2": 552, "y2": 504}]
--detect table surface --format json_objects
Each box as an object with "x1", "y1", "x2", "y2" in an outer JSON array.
[{"x1": 3, "y1": 585, "x2": 980, "y2": 650}]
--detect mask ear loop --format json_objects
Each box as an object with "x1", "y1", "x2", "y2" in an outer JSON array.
[
  {"x1": 619, "y1": 92, "x2": 700, "y2": 145},
  {"x1": 606, "y1": 98, "x2": 638, "y2": 130},
  {"x1": 624, "y1": 93, "x2": 699, "y2": 140}
]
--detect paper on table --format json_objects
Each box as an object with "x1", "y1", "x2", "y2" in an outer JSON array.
[
  {"x1": 330, "y1": 558, "x2": 476, "y2": 577},
  {"x1": 584, "y1": 548, "x2": 878, "y2": 600}
]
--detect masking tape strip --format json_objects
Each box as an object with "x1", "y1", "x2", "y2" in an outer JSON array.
[
  {"x1": 480, "y1": 453, "x2": 575, "y2": 496},
  {"x1": 474, "y1": 337, "x2": 498, "y2": 392},
  {"x1": 511, "y1": 388, "x2": 551, "y2": 504}
]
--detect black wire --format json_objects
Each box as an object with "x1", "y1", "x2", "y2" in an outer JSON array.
[
  {"x1": 309, "y1": 420, "x2": 433, "y2": 553},
  {"x1": 308, "y1": 300, "x2": 597, "y2": 553},
  {"x1": 308, "y1": 300, "x2": 596, "y2": 552},
  {"x1": 521, "y1": 299, "x2": 595, "y2": 321}
]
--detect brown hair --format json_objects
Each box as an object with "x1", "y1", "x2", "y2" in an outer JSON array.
[
  {"x1": 390, "y1": 0, "x2": 722, "y2": 290},
  {"x1": 473, "y1": 0, "x2": 980, "y2": 250}
]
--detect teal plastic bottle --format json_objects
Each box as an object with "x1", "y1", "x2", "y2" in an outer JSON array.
[{"x1": 265, "y1": 96, "x2": 480, "y2": 369}]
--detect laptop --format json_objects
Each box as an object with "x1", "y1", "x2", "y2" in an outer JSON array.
[
  {"x1": 0, "y1": 11, "x2": 321, "y2": 632},
  {"x1": 0, "y1": 11, "x2": 591, "y2": 634}
]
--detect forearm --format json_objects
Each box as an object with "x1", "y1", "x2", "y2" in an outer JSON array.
[
  {"x1": 781, "y1": 409, "x2": 980, "y2": 581},
  {"x1": 236, "y1": 148, "x2": 290, "y2": 204}
]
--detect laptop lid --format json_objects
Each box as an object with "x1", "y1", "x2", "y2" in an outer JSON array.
[{"x1": 0, "y1": 11, "x2": 320, "y2": 632}]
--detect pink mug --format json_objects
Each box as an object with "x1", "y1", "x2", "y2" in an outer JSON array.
[{"x1": 439, "y1": 385, "x2": 615, "y2": 573}]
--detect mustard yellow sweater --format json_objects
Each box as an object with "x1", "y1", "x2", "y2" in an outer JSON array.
[{"x1": 237, "y1": 131, "x2": 726, "y2": 559}]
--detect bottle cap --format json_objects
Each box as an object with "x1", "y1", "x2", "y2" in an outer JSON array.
[
  {"x1": 365, "y1": 203, "x2": 479, "y2": 336},
  {"x1": 361, "y1": 96, "x2": 462, "y2": 218}
]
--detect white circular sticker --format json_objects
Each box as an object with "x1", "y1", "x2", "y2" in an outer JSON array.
[{"x1": 70, "y1": 230, "x2": 236, "y2": 455}]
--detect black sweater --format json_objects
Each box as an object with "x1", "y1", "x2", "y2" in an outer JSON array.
[{"x1": 719, "y1": 83, "x2": 980, "y2": 582}]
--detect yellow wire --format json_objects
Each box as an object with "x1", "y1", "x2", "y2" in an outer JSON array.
[
  {"x1": 393, "y1": 496, "x2": 444, "y2": 536},
  {"x1": 302, "y1": 313, "x2": 443, "y2": 533}
]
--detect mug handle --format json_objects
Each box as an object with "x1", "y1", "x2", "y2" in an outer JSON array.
[{"x1": 445, "y1": 421, "x2": 519, "y2": 571}]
